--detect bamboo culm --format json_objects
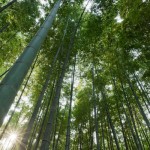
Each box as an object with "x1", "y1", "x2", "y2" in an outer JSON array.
[
  {"x1": 20, "y1": 43, "x2": 62, "y2": 149},
  {"x1": 0, "y1": 55, "x2": 38, "y2": 140},
  {"x1": 0, "y1": 0, "x2": 62, "y2": 126},
  {"x1": 133, "y1": 73, "x2": 150, "y2": 105},
  {"x1": 40, "y1": 4, "x2": 87, "y2": 149},
  {"x1": 34, "y1": 78, "x2": 56, "y2": 150},
  {"x1": 120, "y1": 79, "x2": 144, "y2": 149},
  {"x1": 40, "y1": 43, "x2": 72, "y2": 149},
  {"x1": 23, "y1": 16, "x2": 70, "y2": 148},
  {"x1": 65, "y1": 56, "x2": 76, "y2": 150},
  {"x1": 54, "y1": 106, "x2": 68, "y2": 150},
  {"x1": 92, "y1": 66, "x2": 101, "y2": 150},
  {"x1": 126, "y1": 75, "x2": 150, "y2": 128},
  {"x1": 101, "y1": 90, "x2": 120, "y2": 150}
]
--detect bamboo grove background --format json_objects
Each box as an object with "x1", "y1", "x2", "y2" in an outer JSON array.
[{"x1": 0, "y1": 0, "x2": 150, "y2": 149}]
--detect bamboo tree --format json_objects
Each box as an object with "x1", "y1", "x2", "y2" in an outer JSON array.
[
  {"x1": 111, "y1": 77, "x2": 130, "y2": 150},
  {"x1": 78, "y1": 124, "x2": 83, "y2": 150},
  {"x1": 133, "y1": 73, "x2": 150, "y2": 105},
  {"x1": 0, "y1": 0, "x2": 149, "y2": 149},
  {"x1": 89, "y1": 115, "x2": 93, "y2": 149},
  {"x1": 130, "y1": 74, "x2": 150, "y2": 114},
  {"x1": 101, "y1": 90, "x2": 120, "y2": 150},
  {"x1": 120, "y1": 78, "x2": 144, "y2": 149},
  {"x1": 50, "y1": 93, "x2": 61, "y2": 150},
  {"x1": 34, "y1": 78, "x2": 56, "y2": 150},
  {"x1": 54, "y1": 105, "x2": 67, "y2": 150},
  {"x1": 20, "y1": 50, "x2": 60, "y2": 148},
  {"x1": 126, "y1": 99, "x2": 143, "y2": 150},
  {"x1": 46, "y1": 90, "x2": 61, "y2": 150},
  {"x1": 116, "y1": 102, "x2": 128, "y2": 149},
  {"x1": 40, "y1": 3, "x2": 88, "y2": 148},
  {"x1": 27, "y1": 115, "x2": 42, "y2": 149},
  {"x1": 20, "y1": 16, "x2": 68, "y2": 148},
  {"x1": 101, "y1": 117, "x2": 105, "y2": 150},
  {"x1": 135, "y1": 83, "x2": 150, "y2": 113},
  {"x1": 105, "y1": 117, "x2": 113, "y2": 150},
  {"x1": 40, "y1": 41, "x2": 72, "y2": 149},
  {"x1": 92, "y1": 66, "x2": 101, "y2": 150},
  {"x1": 0, "y1": 0, "x2": 62, "y2": 126},
  {"x1": 134, "y1": 109, "x2": 150, "y2": 148},
  {"x1": 0, "y1": 54, "x2": 38, "y2": 140},
  {"x1": 126, "y1": 75, "x2": 150, "y2": 128},
  {"x1": 54, "y1": 121, "x2": 62, "y2": 150},
  {"x1": 65, "y1": 56, "x2": 76, "y2": 150},
  {"x1": 27, "y1": 82, "x2": 57, "y2": 150},
  {"x1": 52, "y1": 117, "x2": 58, "y2": 150}
]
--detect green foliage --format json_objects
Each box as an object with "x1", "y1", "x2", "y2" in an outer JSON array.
[{"x1": 0, "y1": 0, "x2": 150, "y2": 149}]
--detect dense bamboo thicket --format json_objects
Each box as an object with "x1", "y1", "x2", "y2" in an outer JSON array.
[{"x1": 0, "y1": 0, "x2": 149, "y2": 150}]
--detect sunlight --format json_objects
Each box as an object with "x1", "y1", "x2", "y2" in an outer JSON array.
[
  {"x1": 83, "y1": 0, "x2": 94, "y2": 12},
  {"x1": 115, "y1": 14, "x2": 124, "y2": 23},
  {"x1": 8, "y1": 132, "x2": 17, "y2": 142},
  {"x1": 0, "y1": 131, "x2": 18, "y2": 149}
]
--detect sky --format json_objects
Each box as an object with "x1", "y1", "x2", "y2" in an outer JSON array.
[
  {"x1": 39, "y1": 0, "x2": 93, "y2": 11},
  {"x1": 115, "y1": 14, "x2": 124, "y2": 23},
  {"x1": 83, "y1": 0, "x2": 94, "y2": 12}
]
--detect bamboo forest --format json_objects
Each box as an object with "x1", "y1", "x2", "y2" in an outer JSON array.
[{"x1": 0, "y1": 0, "x2": 150, "y2": 149}]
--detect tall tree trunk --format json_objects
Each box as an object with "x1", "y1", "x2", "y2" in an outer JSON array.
[
  {"x1": 54, "y1": 106, "x2": 67, "y2": 150},
  {"x1": 65, "y1": 56, "x2": 76, "y2": 150},
  {"x1": 34, "y1": 78, "x2": 56, "y2": 149},
  {"x1": 0, "y1": 0, "x2": 62, "y2": 126},
  {"x1": 106, "y1": 120, "x2": 113, "y2": 150},
  {"x1": 101, "y1": 117, "x2": 105, "y2": 150},
  {"x1": 101, "y1": 90, "x2": 120, "y2": 150},
  {"x1": 51, "y1": 92, "x2": 62, "y2": 150},
  {"x1": 92, "y1": 66, "x2": 101, "y2": 150},
  {"x1": 40, "y1": 5, "x2": 86, "y2": 149},
  {"x1": 52, "y1": 118, "x2": 57, "y2": 150},
  {"x1": 133, "y1": 73, "x2": 150, "y2": 105},
  {"x1": 20, "y1": 44, "x2": 62, "y2": 149},
  {"x1": 132, "y1": 75, "x2": 150, "y2": 113},
  {"x1": 134, "y1": 109, "x2": 150, "y2": 147},
  {"x1": 20, "y1": 15, "x2": 68, "y2": 148},
  {"x1": 40, "y1": 46, "x2": 71, "y2": 149},
  {"x1": 120, "y1": 79, "x2": 144, "y2": 149},
  {"x1": 126, "y1": 99, "x2": 143, "y2": 150},
  {"x1": 27, "y1": 117, "x2": 42, "y2": 150},
  {"x1": 136, "y1": 84, "x2": 150, "y2": 113},
  {"x1": 111, "y1": 77, "x2": 129, "y2": 150},
  {"x1": 54, "y1": 126, "x2": 61, "y2": 150},
  {"x1": 116, "y1": 102, "x2": 128, "y2": 149},
  {"x1": 28, "y1": 80, "x2": 58, "y2": 150},
  {"x1": 89, "y1": 117, "x2": 93, "y2": 150},
  {"x1": 0, "y1": 55, "x2": 38, "y2": 140},
  {"x1": 78, "y1": 124, "x2": 83, "y2": 150},
  {"x1": 0, "y1": 0, "x2": 17, "y2": 13},
  {"x1": 126, "y1": 75, "x2": 150, "y2": 128}
]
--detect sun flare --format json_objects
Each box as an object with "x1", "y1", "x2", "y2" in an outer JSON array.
[
  {"x1": 0, "y1": 131, "x2": 18, "y2": 149},
  {"x1": 8, "y1": 132, "x2": 18, "y2": 142}
]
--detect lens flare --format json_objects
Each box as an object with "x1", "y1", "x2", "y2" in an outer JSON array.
[
  {"x1": 8, "y1": 132, "x2": 18, "y2": 142},
  {"x1": 0, "y1": 131, "x2": 18, "y2": 149}
]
